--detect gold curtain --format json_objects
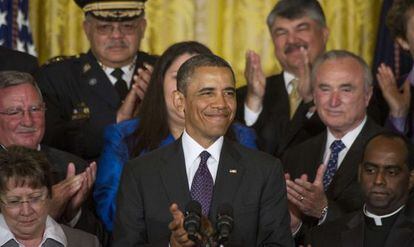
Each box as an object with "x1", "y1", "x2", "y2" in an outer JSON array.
[{"x1": 29, "y1": 0, "x2": 383, "y2": 87}]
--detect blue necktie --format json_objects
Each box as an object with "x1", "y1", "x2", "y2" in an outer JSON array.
[
  {"x1": 190, "y1": 151, "x2": 213, "y2": 216},
  {"x1": 323, "y1": 140, "x2": 346, "y2": 190}
]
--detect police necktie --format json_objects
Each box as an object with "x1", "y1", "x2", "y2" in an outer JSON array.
[
  {"x1": 190, "y1": 151, "x2": 213, "y2": 216},
  {"x1": 288, "y1": 78, "x2": 301, "y2": 119},
  {"x1": 111, "y1": 68, "x2": 128, "y2": 100},
  {"x1": 323, "y1": 140, "x2": 346, "y2": 190}
]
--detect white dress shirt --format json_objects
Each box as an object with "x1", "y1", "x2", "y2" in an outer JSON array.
[
  {"x1": 322, "y1": 117, "x2": 367, "y2": 169},
  {"x1": 244, "y1": 71, "x2": 296, "y2": 126},
  {"x1": 0, "y1": 215, "x2": 67, "y2": 247},
  {"x1": 181, "y1": 130, "x2": 223, "y2": 188},
  {"x1": 100, "y1": 56, "x2": 136, "y2": 88}
]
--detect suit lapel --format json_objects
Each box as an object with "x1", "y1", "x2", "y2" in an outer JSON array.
[
  {"x1": 327, "y1": 119, "x2": 380, "y2": 199},
  {"x1": 341, "y1": 212, "x2": 364, "y2": 247},
  {"x1": 384, "y1": 209, "x2": 414, "y2": 246},
  {"x1": 79, "y1": 51, "x2": 120, "y2": 109},
  {"x1": 209, "y1": 139, "x2": 244, "y2": 220},
  {"x1": 159, "y1": 139, "x2": 191, "y2": 209}
]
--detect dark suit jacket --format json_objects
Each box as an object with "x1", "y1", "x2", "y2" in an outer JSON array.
[
  {"x1": 282, "y1": 118, "x2": 384, "y2": 244},
  {"x1": 0, "y1": 46, "x2": 38, "y2": 74},
  {"x1": 283, "y1": 118, "x2": 383, "y2": 221},
  {"x1": 112, "y1": 138, "x2": 294, "y2": 247},
  {"x1": 307, "y1": 207, "x2": 414, "y2": 247},
  {"x1": 35, "y1": 50, "x2": 157, "y2": 160},
  {"x1": 236, "y1": 73, "x2": 325, "y2": 157}
]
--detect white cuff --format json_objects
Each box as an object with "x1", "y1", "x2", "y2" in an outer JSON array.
[{"x1": 244, "y1": 103, "x2": 262, "y2": 126}]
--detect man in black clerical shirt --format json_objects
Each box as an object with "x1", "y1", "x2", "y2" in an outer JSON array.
[{"x1": 308, "y1": 132, "x2": 414, "y2": 247}]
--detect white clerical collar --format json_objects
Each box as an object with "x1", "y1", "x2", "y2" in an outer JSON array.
[
  {"x1": 181, "y1": 129, "x2": 223, "y2": 169},
  {"x1": 326, "y1": 116, "x2": 367, "y2": 149},
  {"x1": 363, "y1": 204, "x2": 405, "y2": 226}
]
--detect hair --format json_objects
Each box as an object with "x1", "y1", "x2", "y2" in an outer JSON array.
[
  {"x1": 0, "y1": 146, "x2": 52, "y2": 197},
  {"x1": 386, "y1": 0, "x2": 414, "y2": 40},
  {"x1": 362, "y1": 131, "x2": 414, "y2": 171},
  {"x1": 310, "y1": 50, "x2": 373, "y2": 91},
  {"x1": 130, "y1": 41, "x2": 213, "y2": 156},
  {"x1": 176, "y1": 54, "x2": 236, "y2": 95},
  {"x1": 0, "y1": 71, "x2": 43, "y2": 100},
  {"x1": 266, "y1": 0, "x2": 326, "y2": 29}
]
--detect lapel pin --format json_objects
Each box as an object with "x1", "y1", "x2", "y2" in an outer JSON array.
[
  {"x1": 88, "y1": 78, "x2": 97, "y2": 86},
  {"x1": 83, "y1": 63, "x2": 91, "y2": 73},
  {"x1": 229, "y1": 169, "x2": 237, "y2": 174}
]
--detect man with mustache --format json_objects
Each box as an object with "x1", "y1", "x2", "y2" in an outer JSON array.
[
  {"x1": 308, "y1": 132, "x2": 414, "y2": 247},
  {"x1": 35, "y1": 0, "x2": 157, "y2": 161},
  {"x1": 0, "y1": 71, "x2": 107, "y2": 244},
  {"x1": 236, "y1": 0, "x2": 328, "y2": 157}
]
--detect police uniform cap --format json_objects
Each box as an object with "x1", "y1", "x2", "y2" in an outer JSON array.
[{"x1": 74, "y1": 0, "x2": 147, "y2": 21}]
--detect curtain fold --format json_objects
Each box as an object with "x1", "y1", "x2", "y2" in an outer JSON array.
[{"x1": 29, "y1": 0, "x2": 383, "y2": 87}]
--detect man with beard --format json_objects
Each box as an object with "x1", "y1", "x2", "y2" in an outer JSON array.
[
  {"x1": 35, "y1": 0, "x2": 157, "y2": 161},
  {"x1": 308, "y1": 132, "x2": 414, "y2": 247},
  {"x1": 236, "y1": 0, "x2": 328, "y2": 157}
]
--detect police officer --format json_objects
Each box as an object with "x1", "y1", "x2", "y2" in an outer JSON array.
[{"x1": 36, "y1": 0, "x2": 157, "y2": 160}]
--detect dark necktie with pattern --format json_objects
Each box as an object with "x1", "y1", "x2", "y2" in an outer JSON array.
[
  {"x1": 190, "y1": 151, "x2": 213, "y2": 216},
  {"x1": 111, "y1": 68, "x2": 128, "y2": 100},
  {"x1": 323, "y1": 140, "x2": 346, "y2": 190}
]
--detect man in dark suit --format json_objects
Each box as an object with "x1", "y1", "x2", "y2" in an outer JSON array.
[
  {"x1": 0, "y1": 46, "x2": 38, "y2": 74},
  {"x1": 35, "y1": 0, "x2": 157, "y2": 160},
  {"x1": 282, "y1": 50, "x2": 384, "y2": 243},
  {"x1": 0, "y1": 71, "x2": 107, "y2": 244},
  {"x1": 236, "y1": 0, "x2": 328, "y2": 156},
  {"x1": 113, "y1": 54, "x2": 294, "y2": 246},
  {"x1": 308, "y1": 132, "x2": 414, "y2": 247}
]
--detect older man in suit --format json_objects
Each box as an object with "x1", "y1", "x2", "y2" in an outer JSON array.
[
  {"x1": 308, "y1": 132, "x2": 414, "y2": 247},
  {"x1": 0, "y1": 71, "x2": 106, "y2": 243},
  {"x1": 35, "y1": 0, "x2": 157, "y2": 161},
  {"x1": 236, "y1": 0, "x2": 328, "y2": 156},
  {"x1": 282, "y1": 50, "x2": 384, "y2": 243},
  {"x1": 113, "y1": 54, "x2": 294, "y2": 246}
]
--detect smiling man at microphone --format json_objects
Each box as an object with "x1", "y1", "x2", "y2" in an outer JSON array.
[{"x1": 112, "y1": 54, "x2": 294, "y2": 246}]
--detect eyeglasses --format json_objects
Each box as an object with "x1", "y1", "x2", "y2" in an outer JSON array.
[
  {"x1": 1, "y1": 192, "x2": 48, "y2": 209},
  {"x1": 93, "y1": 21, "x2": 140, "y2": 35},
  {"x1": 0, "y1": 104, "x2": 46, "y2": 119}
]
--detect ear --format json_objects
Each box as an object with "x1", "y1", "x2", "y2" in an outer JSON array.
[
  {"x1": 396, "y1": 37, "x2": 410, "y2": 51},
  {"x1": 357, "y1": 164, "x2": 362, "y2": 183},
  {"x1": 409, "y1": 170, "x2": 414, "y2": 191},
  {"x1": 138, "y1": 18, "x2": 147, "y2": 38},
  {"x1": 173, "y1": 90, "x2": 185, "y2": 114},
  {"x1": 83, "y1": 20, "x2": 92, "y2": 42},
  {"x1": 322, "y1": 27, "x2": 330, "y2": 45},
  {"x1": 364, "y1": 85, "x2": 373, "y2": 107}
]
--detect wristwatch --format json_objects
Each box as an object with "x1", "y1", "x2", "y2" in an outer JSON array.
[{"x1": 319, "y1": 206, "x2": 328, "y2": 220}]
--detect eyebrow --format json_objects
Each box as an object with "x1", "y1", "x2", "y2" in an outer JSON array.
[{"x1": 363, "y1": 162, "x2": 403, "y2": 169}]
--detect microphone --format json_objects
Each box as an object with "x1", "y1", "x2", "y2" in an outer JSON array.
[
  {"x1": 216, "y1": 203, "x2": 234, "y2": 245},
  {"x1": 184, "y1": 200, "x2": 202, "y2": 242}
]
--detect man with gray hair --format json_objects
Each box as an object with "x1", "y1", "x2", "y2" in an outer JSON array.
[
  {"x1": 236, "y1": 0, "x2": 328, "y2": 157},
  {"x1": 282, "y1": 50, "x2": 384, "y2": 243},
  {"x1": 0, "y1": 71, "x2": 106, "y2": 243}
]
